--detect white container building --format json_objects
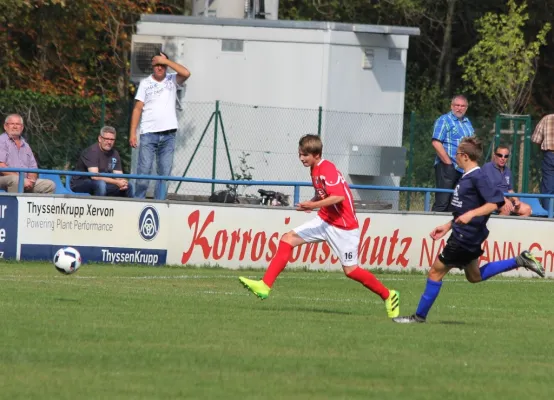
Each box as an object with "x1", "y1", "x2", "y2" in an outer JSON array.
[{"x1": 130, "y1": 11, "x2": 420, "y2": 207}]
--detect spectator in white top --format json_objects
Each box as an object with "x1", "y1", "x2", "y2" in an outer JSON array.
[{"x1": 129, "y1": 51, "x2": 191, "y2": 199}]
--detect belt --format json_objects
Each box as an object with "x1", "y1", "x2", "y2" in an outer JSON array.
[{"x1": 151, "y1": 129, "x2": 177, "y2": 134}]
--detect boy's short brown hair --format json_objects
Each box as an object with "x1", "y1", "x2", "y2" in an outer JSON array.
[
  {"x1": 458, "y1": 137, "x2": 482, "y2": 161},
  {"x1": 298, "y1": 134, "x2": 322, "y2": 156}
]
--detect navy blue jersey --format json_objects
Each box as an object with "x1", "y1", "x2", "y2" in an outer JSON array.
[
  {"x1": 450, "y1": 167, "x2": 505, "y2": 250},
  {"x1": 481, "y1": 161, "x2": 513, "y2": 192}
]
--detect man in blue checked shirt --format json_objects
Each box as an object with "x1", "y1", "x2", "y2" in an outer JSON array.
[{"x1": 431, "y1": 95, "x2": 474, "y2": 212}]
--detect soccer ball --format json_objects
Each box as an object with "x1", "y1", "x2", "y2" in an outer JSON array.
[{"x1": 53, "y1": 247, "x2": 82, "y2": 275}]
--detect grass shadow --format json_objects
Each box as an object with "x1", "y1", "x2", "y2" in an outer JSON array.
[
  {"x1": 262, "y1": 306, "x2": 353, "y2": 315},
  {"x1": 437, "y1": 320, "x2": 466, "y2": 325}
]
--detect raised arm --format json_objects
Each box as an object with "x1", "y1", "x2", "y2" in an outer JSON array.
[{"x1": 152, "y1": 54, "x2": 191, "y2": 85}]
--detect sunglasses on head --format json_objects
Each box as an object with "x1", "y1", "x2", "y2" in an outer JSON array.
[{"x1": 495, "y1": 153, "x2": 510, "y2": 159}]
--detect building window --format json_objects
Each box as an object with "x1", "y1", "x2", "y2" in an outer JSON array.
[{"x1": 388, "y1": 48, "x2": 401, "y2": 61}]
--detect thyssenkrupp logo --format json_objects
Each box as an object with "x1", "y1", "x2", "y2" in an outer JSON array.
[{"x1": 138, "y1": 206, "x2": 160, "y2": 241}]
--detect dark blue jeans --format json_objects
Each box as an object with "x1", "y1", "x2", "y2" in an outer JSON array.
[
  {"x1": 72, "y1": 179, "x2": 134, "y2": 198},
  {"x1": 135, "y1": 132, "x2": 176, "y2": 200},
  {"x1": 432, "y1": 162, "x2": 462, "y2": 212},
  {"x1": 540, "y1": 151, "x2": 554, "y2": 209}
]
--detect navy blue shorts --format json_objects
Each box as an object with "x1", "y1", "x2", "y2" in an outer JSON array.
[{"x1": 438, "y1": 235, "x2": 483, "y2": 268}]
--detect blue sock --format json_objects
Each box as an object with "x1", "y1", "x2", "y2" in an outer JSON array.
[
  {"x1": 415, "y1": 279, "x2": 443, "y2": 319},
  {"x1": 479, "y1": 258, "x2": 518, "y2": 281}
]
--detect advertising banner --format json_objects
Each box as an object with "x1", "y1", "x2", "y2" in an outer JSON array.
[
  {"x1": 10, "y1": 194, "x2": 554, "y2": 277},
  {"x1": 165, "y1": 204, "x2": 554, "y2": 277},
  {"x1": 0, "y1": 195, "x2": 18, "y2": 259},
  {"x1": 18, "y1": 197, "x2": 168, "y2": 265}
]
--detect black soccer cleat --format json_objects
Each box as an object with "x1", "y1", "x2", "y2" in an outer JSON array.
[
  {"x1": 392, "y1": 314, "x2": 426, "y2": 324},
  {"x1": 516, "y1": 251, "x2": 545, "y2": 278}
]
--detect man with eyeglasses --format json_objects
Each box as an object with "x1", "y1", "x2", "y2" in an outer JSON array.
[
  {"x1": 431, "y1": 95, "x2": 474, "y2": 212},
  {"x1": 71, "y1": 126, "x2": 134, "y2": 197},
  {"x1": 0, "y1": 114, "x2": 55, "y2": 193},
  {"x1": 481, "y1": 146, "x2": 531, "y2": 217},
  {"x1": 129, "y1": 51, "x2": 191, "y2": 200},
  {"x1": 531, "y1": 114, "x2": 554, "y2": 209}
]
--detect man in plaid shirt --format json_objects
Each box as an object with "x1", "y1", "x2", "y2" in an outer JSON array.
[
  {"x1": 531, "y1": 114, "x2": 554, "y2": 209},
  {"x1": 431, "y1": 95, "x2": 474, "y2": 212}
]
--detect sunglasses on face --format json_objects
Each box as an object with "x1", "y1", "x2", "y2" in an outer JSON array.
[{"x1": 495, "y1": 153, "x2": 509, "y2": 159}]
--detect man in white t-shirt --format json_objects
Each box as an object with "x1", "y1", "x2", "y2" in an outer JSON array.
[{"x1": 129, "y1": 51, "x2": 191, "y2": 199}]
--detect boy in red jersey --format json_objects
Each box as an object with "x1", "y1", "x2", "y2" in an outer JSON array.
[{"x1": 239, "y1": 134, "x2": 400, "y2": 318}]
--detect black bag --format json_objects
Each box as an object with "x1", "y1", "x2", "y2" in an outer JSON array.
[
  {"x1": 209, "y1": 190, "x2": 237, "y2": 204},
  {"x1": 258, "y1": 189, "x2": 289, "y2": 206}
]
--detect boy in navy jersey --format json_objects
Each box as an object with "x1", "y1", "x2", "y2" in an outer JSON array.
[
  {"x1": 393, "y1": 137, "x2": 544, "y2": 324},
  {"x1": 239, "y1": 134, "x2": 400, "y2": 318}
]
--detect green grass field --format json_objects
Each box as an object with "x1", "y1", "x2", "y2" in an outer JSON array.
[{"x1": 0, "y1": 263, "x2": 553, "y2": 400}]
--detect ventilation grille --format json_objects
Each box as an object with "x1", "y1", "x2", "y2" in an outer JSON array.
[
  {"x1": 222, "y1": 39, "x2": 244, "y2": 52},
  {"x1": 131, "y1": 42, "x2": 163, "y2": 76},
  {"x1": 362, "y1": 48, "x2": 374, "y2": 69}
]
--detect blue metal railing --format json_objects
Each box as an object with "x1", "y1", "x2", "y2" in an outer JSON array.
[{"x1": 2, "y1": 167, "x2": 554, "y2": 217}]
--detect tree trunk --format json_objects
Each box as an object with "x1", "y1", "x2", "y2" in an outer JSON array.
[
  {"x1": 118, "y1": 48, "x2": 128, "y2": 99},
  {"x1": 435, "y1": 0, "x2": 457, "y2": 89},
  {"x1": 1, "y1": 29, "x2": 9, "y2": 89},
  {"x1": 444, "y1": 40, "x2": 453, "y2": 92}
]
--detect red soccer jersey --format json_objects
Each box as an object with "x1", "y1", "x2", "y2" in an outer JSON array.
[{"x1": 311, "y1": 159, "x2": 359, "y2": 230}]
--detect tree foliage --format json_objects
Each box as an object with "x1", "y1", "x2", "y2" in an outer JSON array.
[
  {"x1": 0, "y1": 0, "x2": 191, "y2": 171},
  {"x1": 0, "y1": 89, "x2": 103, "y2": 169},
  {"x1": 1, "y1": 0, "x2": 553, "y2": 190},
  {"x1": 279, "y1": 0, "x2": 554, "y2": 115},
  {"x1": 458, "y1": 0, "x2": 551, "y2": 114},
  {"x1": 0, "y1": 0, "x2": 189, "y2": 99},
  {"x1": 2, "y1": 0, "x2": 552, "y2": 114}
]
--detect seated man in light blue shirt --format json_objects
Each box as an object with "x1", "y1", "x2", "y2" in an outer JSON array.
[
  {"x1": 0, "y1": 114, "x2": 55, "y2": 193},
  {"x1": 481, "y1": 145, "x2": 531, "y2": 217}
]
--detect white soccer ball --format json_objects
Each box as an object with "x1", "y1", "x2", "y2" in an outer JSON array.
[{"x1": 53, "y1": 247, "x2": 82, "y2": 275}]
